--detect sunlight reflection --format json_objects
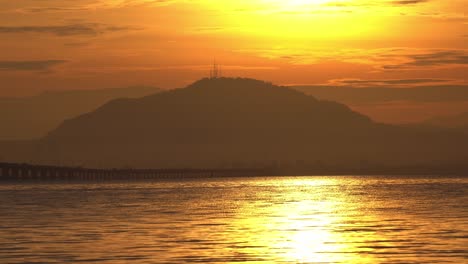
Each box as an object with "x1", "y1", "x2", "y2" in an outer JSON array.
[
  {"x1": 231, "y1": 178, "x2": 378, "y2": 263},
  {"x1": 3, "y1": 177, "x2": 466, "y2": 263},
  {"x1": 275, "y1": 200, "x2": 346, "y2": 263}
]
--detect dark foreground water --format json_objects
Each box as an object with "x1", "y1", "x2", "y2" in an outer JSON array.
[{"x1": 0, "y1": 176, "x2": 467, "y2": 263}]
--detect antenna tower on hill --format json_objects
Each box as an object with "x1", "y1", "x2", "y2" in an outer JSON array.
[{"x1": 209, "y1": 60, "x2": 222, "y2": 79}]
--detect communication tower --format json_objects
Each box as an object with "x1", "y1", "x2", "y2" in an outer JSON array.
[{"x1": 209, "y1": 60, "x2": 222, "y2": 79}]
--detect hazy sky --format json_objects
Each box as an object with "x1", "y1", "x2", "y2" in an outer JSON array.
[{"x1": 0, "y1": 0, "x2": 467, "y2": 97}]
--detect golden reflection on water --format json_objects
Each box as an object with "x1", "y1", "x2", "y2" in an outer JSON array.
[
  {"x1": 277, "y1": 200, "x2": 344, "y2": 263},
  {"x1": 230, "y1": 178, "x2": 380, "y2": 263},
  {"x1": 1, "y1": 176, "x2": 467, "y2": 263}
]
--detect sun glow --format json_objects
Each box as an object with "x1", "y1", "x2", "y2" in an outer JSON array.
[
  {"x1": 195, "y1": 0, "x2": 389, "y2": 41},
  {"x1": 275, "y1": 0, "x2": 335, "y2": 7}
]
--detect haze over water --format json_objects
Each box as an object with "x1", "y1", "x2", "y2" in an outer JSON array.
[{"x1": 1, "y1": 175, "x2": 467, "y2": 263}]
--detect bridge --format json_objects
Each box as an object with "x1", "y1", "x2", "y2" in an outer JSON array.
[{"x1": 0, "y1": 162, "x2": 271, "y2": 182}]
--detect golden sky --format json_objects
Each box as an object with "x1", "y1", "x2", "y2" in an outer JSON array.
[{"x1": 0, "y1": 1, "x2": 467, "y2": 99}]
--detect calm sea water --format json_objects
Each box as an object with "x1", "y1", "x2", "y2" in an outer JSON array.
[{"x1": 0, "y1": 176, "x2": 467, "y2": 263}]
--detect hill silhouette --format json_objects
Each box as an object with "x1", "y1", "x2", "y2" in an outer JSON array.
[
  {"x1": 424, "y1": 111, "x2": 468, "y2": 129},
  {"x1": 294, "y1": 85, "x2": 468, "y2": 124},
  {"x1": 0, "y1": 86, "x2": 159, "y2": 140},
  {"x1": 294, "y1": 85, "x2": 468, "y2": 104},
  {"x1": 2, "y1": 78, "x2": 468, "y2": 173}
]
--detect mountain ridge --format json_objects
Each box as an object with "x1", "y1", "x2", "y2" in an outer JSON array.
[
  {"x1": 2, "y1": 77, "x2": 468, "y2": 171},
  {"x1": 0, "y1": 86, "x2": 160, "y2": 140}
]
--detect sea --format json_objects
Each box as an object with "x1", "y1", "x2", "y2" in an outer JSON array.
[{"x1": 0, "y1": 175, "x2": 467, "y2": 263}]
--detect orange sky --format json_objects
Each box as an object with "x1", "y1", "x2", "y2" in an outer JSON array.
[{"x1": 0, "y1": 0, "x2": 467, "y2": 122}]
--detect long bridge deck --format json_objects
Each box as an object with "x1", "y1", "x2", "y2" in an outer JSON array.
[{"x1": 0, "y1": 162, "x2": 271, "y2": 181}]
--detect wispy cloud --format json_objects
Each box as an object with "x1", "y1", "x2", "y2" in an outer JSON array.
[
  {"x1": 7, "y1": 0, "x2": 435, "y2": 15},
  {"x1": 327, "y1": 78, "x2": 455, "y2": 87},
  {"x1": 0, "y1": 60, "x2": 67, "y2": 71},
  {"x1": 18, "y1": 7, "x2": 90, "y2": 13},
  {"x1": 0, "y1": 23, "x2": 141, "y2": 36},
  {"x1": 239, "y1": 47, "x2": 468, "y2": 71},
  {"x1": 66, "y1": 64, "x2": 278, "y2": 73},
  {"x1": 382, "y1": 50, "x2": 468, "y2": 70},
  {"x1": 390, "y1": 0, "x2": 429, "y2": 5},
  {"x1": 14, "y1": 0, "x2": 182, "y2": 13}
]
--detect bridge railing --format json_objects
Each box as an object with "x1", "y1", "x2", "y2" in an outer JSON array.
[{"x1": 0, "y1": 162, "x2": 271, "y2": 181}]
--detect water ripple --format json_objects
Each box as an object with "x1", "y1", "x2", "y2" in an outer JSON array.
[{"x1": 0, "y1": 175, "x2": 467, "y2": 263}]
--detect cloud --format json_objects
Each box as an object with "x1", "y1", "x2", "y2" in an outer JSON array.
[
  {"x1": 93, "y1": 0, "x2": 180, "y2": 8},
  {"x1": 8, "y1": 0, "x2": 435, "y2": 15},
  {"x1": 66, "y1": 64, "x2": 278, "y2": 74},
  {"x1": 0, "y1": 60, "x2": 67, "y2": 71},
  {"x1": 240, "y1": 47, "x2": 468, "y2": 71},
  {"x1": 326, "y1": 48, "x2": 468, "y2": 71},
  {"x1": 390, "y1": 0, "x2": 429, "y2": 5},
  {"x1": 14, "y1": 0, "x2": 181, "y2": 13},
  {"x1": 315, "y1": 0, "x2": 431, "y2": 10},
  {"x1": 382, "y1": 50, "x2": 468, "y2": 70},
  {"x1": 18, "y1": 7, "x2": 90, "y2": 13},
  {"x1": 0, "y1": 23, "x2": 141, "y2": 36},
  {"x1": 328, "y1": 78, "x2": 455, "y2": 87},
  {"x1": 191, "y1": 26, "x2": 226, "y2": 33},
  {"x1": 63, "y1": 42, "x2": 91, "y2": 47}
]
